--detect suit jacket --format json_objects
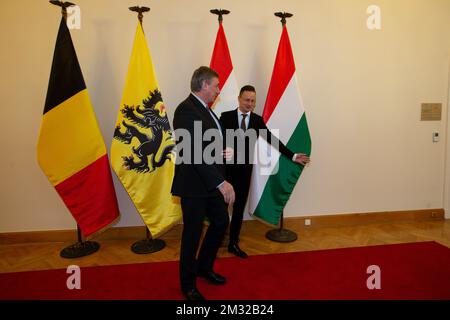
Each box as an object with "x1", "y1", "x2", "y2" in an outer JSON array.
[
  {"x1": 220, "y1": 108, "x2": 294, "y2": 168},
  {"x1": 171, "y1": 94, "x2": 225, "y2": 198}
]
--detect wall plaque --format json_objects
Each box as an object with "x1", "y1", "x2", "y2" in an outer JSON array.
[{"x1": 421, "y1": 103, "x2": 442, "y2": 121}]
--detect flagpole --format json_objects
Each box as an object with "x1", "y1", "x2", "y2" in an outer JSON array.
[
  {"x1": 127, "y1": 5, "x2": 166, "y2": 254},
  {"x1": 48, "y1": 1, "x2": 102, "y2": 258},
  {"x1": 265, "y1": 11, "x2": 298, "y2": 243},
  {"x1": 131, "y1": 227, "x2": 165, "y2": 254},
  {"x1": 209, "y1": 8, "x2": 231, "y2": 247},
  {"x1": 60, "y1": 225, "x2": 100, "y2": 258}
]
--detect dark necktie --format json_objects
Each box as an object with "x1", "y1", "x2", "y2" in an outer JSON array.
[{"x1": 241, "y1": 114, "x2": 247, "y2": 131}]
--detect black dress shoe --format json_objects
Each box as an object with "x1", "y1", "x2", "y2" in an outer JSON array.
[
  {"x1": 198, "y1": 270, "x2": 226, "y2": 285},
  {"x1": 228, "y1": 244, "x2": 248, "y2": 258},
  {"x1": 182, "y1": 288, "x2": 205, "y2": 301}
]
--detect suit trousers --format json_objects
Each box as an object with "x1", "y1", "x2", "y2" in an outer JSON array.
[
  {"x1": 179, "y1": 195, "x2": 229, "y2": 291},
  {"x1": 228, "y1": 164, "x2": 253, "y2": 245}
]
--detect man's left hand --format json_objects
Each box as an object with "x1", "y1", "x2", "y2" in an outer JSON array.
[{"x1": 222, "y1": 147, "x2": 234, "y2": 161}]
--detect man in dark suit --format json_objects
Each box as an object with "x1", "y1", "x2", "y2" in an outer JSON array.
[
  {"x1": 220, "y1": 85, "x2": 310, "y2": 258},
  {"x1": 171, "y1": 66, "x2": 235, "y2": 301}
]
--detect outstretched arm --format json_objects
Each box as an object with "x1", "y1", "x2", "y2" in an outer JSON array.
[{"x1": 260, "y1": 118, "x2": 310, "y2": 165}]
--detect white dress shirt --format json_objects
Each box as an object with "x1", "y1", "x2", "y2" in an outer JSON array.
[{"x1": 237, "y1": 109, "x2": 250, "y2": 130}]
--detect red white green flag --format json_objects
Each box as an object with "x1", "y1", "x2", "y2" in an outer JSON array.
[{"x1": 249, "y1": 25, "x2": 312, "y2": 226}]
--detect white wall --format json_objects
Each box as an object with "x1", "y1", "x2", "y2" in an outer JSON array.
[
  {"x1": 0, "y1": 0, "x2": 449, "y2": 232},
  {"x1": 445, "y1": 56, "x2": 450, "y2": 219}
]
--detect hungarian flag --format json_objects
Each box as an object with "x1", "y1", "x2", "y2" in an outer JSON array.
[
  {"x1": 210, "y1": 21, "x2": 239, "y2": 114},
  {"x1": 248, "y1": 25, "x2": 312, "y2": 226},
  {"x1": 37, "y1": 18, "x2": 120, "y2": 238},
  {"x1": 111, "y1": 22, "x2": 181, "y2": 238}
]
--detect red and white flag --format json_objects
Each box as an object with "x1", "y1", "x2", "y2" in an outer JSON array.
[{"x1": 210, "y1": 22, "x2": 239, "y2": 114}]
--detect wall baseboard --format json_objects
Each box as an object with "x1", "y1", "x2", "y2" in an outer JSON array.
[
  {"x1": 0, "y1": 208, "x2": 444, "y2": 245},
  {"x1": 285, "y1": 208, "x2": 445, "y2": 229}
]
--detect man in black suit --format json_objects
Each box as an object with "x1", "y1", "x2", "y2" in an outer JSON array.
[
  {"x1": 171, "y1": 66, "x2": 235, "y2": 301},
  {"x1": 220, "y1": 85, "x2": 310, "y2": 258}
]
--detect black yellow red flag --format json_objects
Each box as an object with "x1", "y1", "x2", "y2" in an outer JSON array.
[{"x1": 37, "y1": 18, "x2": 120, "y2": 237}]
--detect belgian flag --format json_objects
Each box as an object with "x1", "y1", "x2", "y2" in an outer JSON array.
[{"x1": 37, "y1": 18, "x2": 120, "y2": 238}]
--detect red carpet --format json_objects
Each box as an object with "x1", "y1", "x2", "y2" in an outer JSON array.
[{"x1": 1, "y1": 241, "x2": 449, "y2": 300}]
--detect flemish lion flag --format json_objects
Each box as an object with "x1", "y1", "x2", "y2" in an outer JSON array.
[
  {"x1": 37, "y1": 18, "x2": 120, "y2": 238},
  {"x1": 111, "y1": 22, "x2": 181, "y2": 238},
  {"x1": 249, "y1": 24, "x2": 312, "y2": 225}
]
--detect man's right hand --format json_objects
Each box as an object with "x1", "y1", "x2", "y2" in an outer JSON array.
[{"x1": 219, "y1": 181, "x2": 235, "y2": 204}]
